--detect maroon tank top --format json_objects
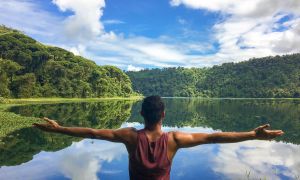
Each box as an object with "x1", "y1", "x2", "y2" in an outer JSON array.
[{"x1": 129, "y1": 129, "x2": 171, "y2": 180}]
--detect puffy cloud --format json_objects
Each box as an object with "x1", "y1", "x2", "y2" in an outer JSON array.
[
  {"x1": 0, "y1": 0, "x2": 231, "y2": 68},
  {"x1": 170, "y1": 0, "x2": 300, "y2": 17},
  {"x1": 51, "y1": 0, "x2": 300, "y2": 67},
  {"x1": 1, "y1": 0, "x2": 300, "y2": 69},
  {"x1": 170, "y1": 0, "x2": 300, "y2": 64},
  {"x1": 52, "y1": 0, "x2": 105, "y2": 41}
]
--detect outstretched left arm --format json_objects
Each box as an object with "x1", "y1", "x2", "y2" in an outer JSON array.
[
  {"x1": 33, "y1": 117, "x2": 136, "y2": 143},
  {"x1": 172, "y1": 124, "x2": 284, "y2": 148}
]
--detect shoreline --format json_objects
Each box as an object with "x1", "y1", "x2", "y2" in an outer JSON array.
[
  {"x1": 1, "y1": 96, "x2": 300, "y2": 105},
  {"x1": 1, "y1": 96, "x2": 144, "y2": 104}
]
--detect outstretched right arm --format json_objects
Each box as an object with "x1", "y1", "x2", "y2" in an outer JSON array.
[
  {"x1": 33, "y1": 117, "x2": 136, "y2": 144},
  {"x1": 172, "y1": 124, "x2": 284, "y2": 148}
]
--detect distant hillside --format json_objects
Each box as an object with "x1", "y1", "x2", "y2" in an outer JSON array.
[
  {"x1": 127, "y1": 54, "x2": 300, "y2": 98},
  {"x1": 0, "y1": 26, "x2": 134, "y2": 98}
]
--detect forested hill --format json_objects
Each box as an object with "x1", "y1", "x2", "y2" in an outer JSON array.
[
  {"x1": 0, "y1": 26, "x2": 134, "y2": 98},
  {"x1": 127, "y1": 54, "x2": 300, "y2": 98}
]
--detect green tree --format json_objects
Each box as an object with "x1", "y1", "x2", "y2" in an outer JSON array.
[{"x1": 11, "y1": 73, "x2": 36, "y2": 98}]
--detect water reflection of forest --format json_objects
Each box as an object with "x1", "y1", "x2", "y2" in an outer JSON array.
[
  {"x1": 1, "y1": 100, "x2": 134, "y2": 166},
  {"x1": 129, "y1": 99, "x2": 300, "y2": 144},
  {"x1": 1, "y1": 99, "x2": 300, "y2": 166}
]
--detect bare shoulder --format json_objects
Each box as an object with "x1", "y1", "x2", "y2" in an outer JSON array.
[
  {"x1": 167, "y1": 131, "x2": 177, "y2": 138},
  {"x1": 116, "y1": 127, "x2": 137, "y2": 132},
  {"x1": 168, "y1": 131, "x2": 190, "y2": 141},
  {"x1": 115, "y1": 127, "x2": 137, "y2": 136},
  {"x1": 115, "y1": 127, "x2": 138, "y2": 144},
  {"x1": 167, "y1": 130, "x2": 208, "y2": 148},
  {"x1": 167, "y1": 131, "x2": 185, "y2": 144},
  {"x1": 167, "y1": 131, "x2": 188, "y2": 152}
]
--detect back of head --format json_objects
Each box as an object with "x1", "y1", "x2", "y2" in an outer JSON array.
[{"x1": 141, "y1": 95, "x2": 165, "y2": 126}]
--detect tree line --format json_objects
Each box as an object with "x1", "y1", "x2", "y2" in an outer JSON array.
[
  {"x1": 127, "y1": 54, "x2": 300, "y2": 98},
  {"x1": 0, "y1": 26, "x2": 135, "y2": 98},
  {"x1": 1, "y1": 25, "x2": 299, "y2": 98}
]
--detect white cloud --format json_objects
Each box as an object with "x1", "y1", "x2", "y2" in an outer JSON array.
[
  {"x1": 0, "y1": 0, "x2": 62, "y2": 37},
  {"x1": 52, "y1": 0, "x2": 106, "y2": 42},
  {"x1": 127, "y1": 42, "x2": 186, "y2": 62},
  {"x1": 79, "y1": 35, "x2": 214, "y2": 68},
  {"x1": 1, "y1": 0, "x2": 300, "y2": 69},
  {"x1": 171, "y1": 0, "x2": 300, "y2": 64},
  {"x1": 170, "y1": 0, "x2": 300, "y2": 18},
  {"x1": 68, "y1": 44, "x2": 86, "y2": 56},
  {"x1": 127, "y1": 65, "x2": 143, "y2": 71},
  {"x1": 103, "y1": 19, "x2": 125, "y2": 25},
  {"x1": 48, "y1": 0, "x2": 300, "y2": 67},
  {"x1": 0, "y1": 0, "x2": 226, "y2": 68}
]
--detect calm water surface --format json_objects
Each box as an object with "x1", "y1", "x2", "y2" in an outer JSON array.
[{"x1": 0, "y1": 98, "x2": 300, "y2": 180}]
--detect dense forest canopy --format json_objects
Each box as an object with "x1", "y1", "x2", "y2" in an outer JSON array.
[
  {"x1": 0, "y1": 26, "x2": 135, "y2": 98},
  {"x1": 1, "y1": 26, "x2": 300, "y2": 98},
  {"x1": 127, "y1": 54, "x2": 300, "y2": 98}
]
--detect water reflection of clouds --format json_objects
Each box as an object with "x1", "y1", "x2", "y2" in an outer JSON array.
[
  {"x1": 0, "y1": 123, "x2": 299, "y2": 180},
  {"x1": 58, "y1": 140, "x2": 127, "y2": 180},
  {"x1": 0, "y1": 140, "x2": 127, "y2": 180},
  {"x1": 212, "y1": 141, "x2": 300, "y2": 180}
]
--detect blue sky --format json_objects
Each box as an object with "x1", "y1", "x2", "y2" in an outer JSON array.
[{"x1": 0, "y1": 0, "x2": 300, "y2": 71}]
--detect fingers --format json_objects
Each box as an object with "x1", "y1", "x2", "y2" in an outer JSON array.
[
  {"x1": 43, "y1": 117, "x2": 57, "y2": 126},
  {"x1": 43, "y1": 117, "x2": 52, "y2": 123},
  {"x1": 260, "y1": 124, "x2": 270, "y2": 129},
  {"x1": 272, "y1": 130, "x2": 284, "y2": 136},
  {"x1": 40, "y1": 117, "x2": 60, "y2": 128},
  {"x1": 266, "y1": 130, "x2": 284, "y2": 139},
  {"x1": 266, "y1": 129, "x2": 284, "y2": 134},
  {"x1": 254, "y1": 124, "x2": 270, "y2": 132},
  {"x1": 32, "y1": 122, "x2": 53, "y2": 132}
]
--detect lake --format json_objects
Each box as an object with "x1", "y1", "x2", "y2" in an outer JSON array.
[{"x1": 0, "y1": 98, "x2": 300, "y2": 180}]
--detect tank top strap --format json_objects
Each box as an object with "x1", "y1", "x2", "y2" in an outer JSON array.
[{"x1": 137, "y1": 129, "x2": 167, "y2": 143}]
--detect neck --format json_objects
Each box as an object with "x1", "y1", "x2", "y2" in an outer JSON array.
[{"x1": 144, "y1": 122, "x2": 162, "y2": 132}]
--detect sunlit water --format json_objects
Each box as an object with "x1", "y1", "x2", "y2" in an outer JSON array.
[{"x1": 1, "y1": 99, "x2": 300, "y2": 180}]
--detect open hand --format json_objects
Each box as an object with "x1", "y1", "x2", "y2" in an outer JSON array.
[
  {"x1": 33, "y1": 117, "x2": 60, "y2": 132},
  {"x1": 253, "y1": 124, "x2": 284, "y2": 140}
]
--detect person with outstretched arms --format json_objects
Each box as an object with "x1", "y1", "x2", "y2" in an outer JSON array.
[{"x1": 34, "y1": 96, "x2": 284, "y2": 180}]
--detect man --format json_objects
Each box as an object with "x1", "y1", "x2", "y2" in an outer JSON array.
[{"x1": 34, "y1": 96, "x2": 284, "y2": 180}]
